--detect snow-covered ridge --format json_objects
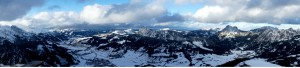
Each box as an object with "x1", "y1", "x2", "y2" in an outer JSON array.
[{"x1": 255, "y1": 28, "x2": 300, "y2": 42}]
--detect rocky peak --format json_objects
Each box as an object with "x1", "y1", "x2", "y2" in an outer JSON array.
[
  {"x1": 0, "y1": 25, "x2": 29, "y2": 43},
  {"x1": 221, "y1": 25, "x2": 241, "y2": 32}
]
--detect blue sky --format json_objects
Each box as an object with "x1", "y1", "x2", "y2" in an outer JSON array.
[
  {"x1": 27, "y1": 0, "x2": 203, "y2": 16},
  {"x1": 28, "y1": 0, "x2": 130, "y2": 15}
]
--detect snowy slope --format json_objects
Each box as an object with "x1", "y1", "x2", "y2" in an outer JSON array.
[
  {"x1": 236, "y1": 58, "x2": 281, "y2": 67},
  {"x1": 192, "y1": 41, "x2": 213, "y2": 51}
]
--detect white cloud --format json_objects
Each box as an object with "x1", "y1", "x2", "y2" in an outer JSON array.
[
  {"x1": 0, "y1": 0, "x2": 174, "y2": 32},
  {"x1": 174, "y1": 0, "x2": 203, "y2": 5},
  {"x1": 193, "y1": 0, "x2": 300, "y2": 24},
  {"x1": 80, "y1": 0, "x2": 167, "y2": 24},
  {"x1": 0, "y1": 11, "x2": 82, "y2": 32},
  {"x1": 80, "y1": 4, "x2": 112, "y2": 24},
  {"x1": 31, "y1": 11, "x2": 82, "y2": 27},
  {"x1": 3, "y1": 0, "x2": 300, "y2": 32},
  {"x1": 194, "y1": 6, "x2": 229, "y2": 22}
]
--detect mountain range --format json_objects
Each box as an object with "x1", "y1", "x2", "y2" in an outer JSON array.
[{"x1": 1, "y1": 25, "x2": 300, "y2": 67}]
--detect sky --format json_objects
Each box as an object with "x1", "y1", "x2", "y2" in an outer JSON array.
[{"x1": 1, "y1": 0, "x2": 300, "y2": 32}]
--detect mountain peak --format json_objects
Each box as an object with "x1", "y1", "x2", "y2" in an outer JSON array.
[
  {"x1": 221, "y1": 25, "x2": 241, "y2": 32},
  {"x1": 251, "y1": 26, "x2": 278, "y2": 32},
  {"x1": 0, "y1": 25, "x2": 28, "y2": 43}
]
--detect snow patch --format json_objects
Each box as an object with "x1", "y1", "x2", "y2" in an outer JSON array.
[
  {"x1": 72, "y1": 37, "x2": 92, "y2": 44},
  {"x1": 193, "y1": 41, "x2": 213, "y2": 51},
  {"x1": 37, "y1": 45, "x2": 44, "y2": 51},
  {"x1": 117, "y1": 40, "x2": 126, "y2": 44},
  {"x1": 37, "y1": 45, "x2": 44, "y2": 55},
  {"x1": 163, "y1": 52, "x2": 190, "y2": 66},
  {"x1": 238, "y1": 58, "x2": 281, "y2": 67},
  {"x1": 110, "y1": 50, "x2": 148, "y2": 66},
  {"x1": 160, "y1": 28, "x2": 170, "y2": 31},
  {"x1": 182, "y1": 41, "x2": 190, "y2": 44},
  {"x1": 56, "y1": 55, "x2": 68, "y2": 65},
  {"x1": 124, "y1": 29, "x2": 134, "y2": 34},
  {"x1": 192, "y1": 54, "x2": 237, "y2": 66}
]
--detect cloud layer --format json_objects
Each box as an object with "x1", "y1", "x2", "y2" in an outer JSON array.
[
  {"x1": 1, "y1": 0, "x2": 300, "y2": 32},
  {"x1": 0, "y1": 0, "x2": 187, "y2": 31}
]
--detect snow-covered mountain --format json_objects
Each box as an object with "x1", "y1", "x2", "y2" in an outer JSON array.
[
  {"x1": 0, "y1": 25, "x2": 77, "y2": 67},
  {"x1": 0, "y1": 25, "x2": 32, "y2": 43},
  {"x1": 1, "y1": 25, "x2": 300, "y2": 67}
]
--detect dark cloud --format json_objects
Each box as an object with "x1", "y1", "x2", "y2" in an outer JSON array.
[
  {"x1": 285, "y1": 18, "x2": 300, "y2": 24},
  {"x1": 104, "y1": 1, "x2": 177, "y2": 24},
  {"x1": 246, "y1": 0, "x2": 300, "y2": 9},
  {"x1": 0, "y1": 0, "x2": 44, "y2": 21},
  {"x1": 47, "y1": 5, "x2": 60, "y2": 10},
  {"x1": 80, "y1": 0, "x2": 167, "y2": 24},
  {"x1": 104, "y1": 2, "x2": 152, "y2": 18},
  {"x1": 156, "y1": 13, "x2": 185, "y2": 22}
]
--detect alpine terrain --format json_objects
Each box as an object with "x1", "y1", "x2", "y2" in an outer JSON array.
[{"x1": 0, "y1": 25, "x2": 300, "y2": 67}]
